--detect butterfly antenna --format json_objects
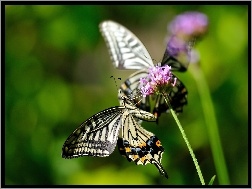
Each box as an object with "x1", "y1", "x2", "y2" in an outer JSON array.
[
  {"x1": 143, "y1": 53, "x2": 158, "y2": 65},
  {"x1": 110, "y1": 75, "x2": 124, "y2": 102},
  {"x1": 110, "y1": 75, "x2": 121, "y2": 89}
]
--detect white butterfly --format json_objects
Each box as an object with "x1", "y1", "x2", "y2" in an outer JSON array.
[
  {"x1": 99, "y1": 20, "x2": 191, "y2": 119},
  {"x1": 62, "y1": 90, "x2": 168, "y2": 179}
]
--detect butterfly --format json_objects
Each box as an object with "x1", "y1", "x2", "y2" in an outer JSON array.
[
  {"x1": 99, "y1": 20, "x2": 192, "y2": 119},
  {"x1": 62, "y1": 90, "x2": 168, "y2": 179}
]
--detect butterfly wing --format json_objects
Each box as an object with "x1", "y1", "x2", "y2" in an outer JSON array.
[
  {"x1": 118, "y1": 112, "x2": 168, "y2": 178},
  {"x1": 152, "y1": 75, "x2": 188, "y2": 117},
  {"x1": 119, "y1": 70, "x2": 151, "y2": 113},
  {"x1": 161, "y1": 35, "x2": 196, "y2": 72},
  {"x1": 62, "y1": 107, "x2": 124, "y2": 158},
  {"x1": 161, "y1": 50, "x2": 188, "y2": 72},
  {"x1": 99, "y1": 20, "x2": 154, "y2": 70}
]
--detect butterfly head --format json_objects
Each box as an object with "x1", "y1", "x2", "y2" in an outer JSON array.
[{"x1": 118, "y1": 89, "x2": 142, "y2": 106}]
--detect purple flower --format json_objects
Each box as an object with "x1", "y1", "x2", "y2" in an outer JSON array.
[
  {"x1": 139, "y1": 65, "x2": 177, "y2": 97},
  {"x1": 168, "y1": 11, "x2": 208, "y2": 40}
]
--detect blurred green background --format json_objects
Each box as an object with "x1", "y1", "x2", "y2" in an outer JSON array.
[{"x1": 5, "y1": 5, "x2": 248, "y2": 185}]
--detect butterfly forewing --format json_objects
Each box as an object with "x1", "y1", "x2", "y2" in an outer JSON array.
[
  {"x1": 161, "y1": 50, "x2": 188, "y2": 72},
  {"x1": 161, "y1": 35, "x2": 195, "y2": 72},
  {"x1": 99, "y1": 20, "x2": 154, "y2": 70},
  {"x1": 62, "y1": 107, "x2": 124, "y2": 158}
]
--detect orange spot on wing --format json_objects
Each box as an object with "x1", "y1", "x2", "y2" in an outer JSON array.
[
  {"x1": 140, "y1": 156, "x2": 146, "y2": 163},
  {"x1": 139, "y1": 142, "x2": 146, "y2": 148},
  {"x1": 125, "y1": 147, "x2": 131, "y2": 153},
  {"x1": 156, "y1": 140, "x2": 162, "y2": 147},
  {"x1": 133, "y1": 155, "x2": 139, "y2": 161}
]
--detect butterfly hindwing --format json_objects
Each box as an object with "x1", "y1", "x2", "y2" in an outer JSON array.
[
  {"x1": 119, "y1": 70, "x2": 151, "y2": 113},
  {"x1": 152, "y1": 75, "x2": 188, "y2": 117},
  {"x1": 117, "y1": 111, "x2": 168, "y2": 178}
]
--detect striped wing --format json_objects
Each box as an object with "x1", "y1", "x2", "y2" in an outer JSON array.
[
  {"x1": 62, "y1": 107, "x2": 124, "y2": 158},
  {"x1": 119, "y1": 70, "x2": 151, "y2": 113},
  {"x1": 99, "y1": 20, "x2": 154, "y2": 70},
  {"x1": 117, "y1": 112, "x2": 168, "y2": 178}
]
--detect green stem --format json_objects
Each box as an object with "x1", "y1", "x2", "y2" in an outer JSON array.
[
  {"x1": 162, "y1": 92, "x2": 205, "y2": 185},
  {"x1": 190, "y1": 64, "x2": 230, "y2": 184}
]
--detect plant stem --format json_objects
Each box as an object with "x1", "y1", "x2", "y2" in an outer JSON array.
[
  {"x1": 162, "y1": 92, "x2": 205, "y2": 185},
  {"x1": 190, "y1": 64, "x2": 230, "y2": 184}
]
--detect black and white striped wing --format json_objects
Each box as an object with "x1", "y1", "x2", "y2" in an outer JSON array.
[
  {"x1": 119, "y1": 69, "x2": 151, "y2": 113},
  {"x1": 62, "y1": 107, "x2": 124, "y2": 158},
  {"x1": 99, "y1": 20, "x2": 154, "y2": 70},
  {"x1": 117, "y1": 113, "x2": 168, "y2": 178}
]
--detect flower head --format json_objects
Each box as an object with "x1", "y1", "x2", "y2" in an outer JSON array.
[
  {"x1": 168, "y1": 11, "x2": 208, "y2": 40},
  {"x1": 139, "y1": 65, "x2": 177, "y2": 97}
]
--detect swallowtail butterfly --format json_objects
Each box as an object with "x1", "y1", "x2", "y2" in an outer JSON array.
[
  {"x1": 62, "y1": 90, "x2": 168, "y2": 179},
  {"x1": 99, "y1": 20, "x2": 190, "y2": 118}
]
